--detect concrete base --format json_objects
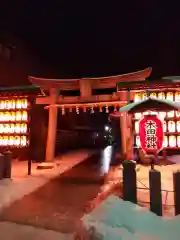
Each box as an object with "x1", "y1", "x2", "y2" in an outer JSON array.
[{"x1": 36, "y1": 162, "x2": 55, "y2": 170}]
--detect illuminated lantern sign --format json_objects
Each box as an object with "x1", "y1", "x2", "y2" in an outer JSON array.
[
  {"x1": 0, "y1": 98, "x2": 29, "y2": 148},
  {"x1": 139, "y1": 115, "x2": 164, "y2": 154}
]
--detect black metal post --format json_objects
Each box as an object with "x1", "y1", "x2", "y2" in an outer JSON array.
[
  {"x1": 3, "y1": 150, "x2": 12, "y2": 178},
  {"x1": 123, "y1": 161, "x2": 137, "y2": 203},
  {"x1": 173, "y1": 171, "x2": 180, "y2": 215},
  {"x1": 149, "y1": 170, "x2": 162, "y2": 216}
]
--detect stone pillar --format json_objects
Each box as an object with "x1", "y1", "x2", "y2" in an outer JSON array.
[
  {"x1": 80, "y1": 79, "x2": 92, "y2": 99},
  {"x1": 120, "y1": 112, "x2": 127, "y2": 158},
  {"x1": 45, "y1": 88, "x2": 59, "y2": 162},
  {"x1": 126, "y1": 114, "x2": 133, "y2": 160}
]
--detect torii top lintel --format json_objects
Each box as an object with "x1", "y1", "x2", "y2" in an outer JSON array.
[{"x1": 28, "y1": 67, "x2": 152, "y2": 90}]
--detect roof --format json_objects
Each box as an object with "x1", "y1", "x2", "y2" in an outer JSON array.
[
  {"x1": 0, "y1": 85, "x2": 45, "y2": 97},
  {"x1": 29, "y1": 67, "x2": 152, "y2": 90},
  {"x1": 117, "y1": 79, "x2": 180, "y2": 91},
  {"x1": 162, "y1": 76, "x2": 180, "y2": 82}
]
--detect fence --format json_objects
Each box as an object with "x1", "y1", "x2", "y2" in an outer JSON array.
[{"x1": 122, "y1": 161, "x2": 180, "y2": 216}]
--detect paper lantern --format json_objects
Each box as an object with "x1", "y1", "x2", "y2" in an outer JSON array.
[
  {"x1": 4, "y1": 112, "x2": 10, "y2": 121},
  {"x1": 176, "y1": 111, "x2": 180, "y2": 118},
  {"x1": 163, "y1": 121, "x2": 167, "y2": 132},
  {"x1": 167, "y1": 111, "x2": 174, "y2": 118},
  {"x1": 150, "y1": 92, "x2": 157, "y2": 98},
  {"x1": 163, "y1": 136, "x2": 168, "y2": 147},
  {"x1": 11, "y1": 100, "x2": 16, "y2": 109},
  {"x1": 10, "y1": 124, "x2": 15, "y2": 133},
  {"x1": 175, "y1": 92, "x2": 180, "y2": 102},
  {"x1": 14, "y1": 136, "x2": 20, "y2": 146},
  {"x1": 168, "y1": 121, "x2": 176, "y2": 132},
  {"x1": 16, "y1": 111, "x2": 22, "y2": 121},
  {"x1": 134, "y1": 113, "x2": 142, "y2": 119},
  {"x1": 21, "y1": 99, "x2": 28, "y2": 109},
  {"x1": 158, "y1": 92, "x2": 165, "y2": 100},
  {"x1": 177, "y1": 136, "x2": 180, "y2": 147},
  {"x1": 3, "y1": 136, "x2": 8, "y2": 146},
  {"x1": 135, "y1": 121, "x2": 139, "y2": 134},
  {"x1": 0, "y1": 101, "x2": 5, "y2": 109},
  {"x1": 20, "y1": 136, "x2": 27, "y2": 146},
  {"x1": 139, "y1": 114, "x2": 164, "y2": 154},
  {"x1": 22, "y1": 111, "x2": 28, "y2": 121},
  {"x1": 9, "y1": 136, "x2": 14, "y2": 146},
  {"x1": 142, "y1": 92, "x2": 147, "y2": 100},
  {"x1": 158, "y1": 112, "x2": 166, "y2": 120},
  {"x1": 177, "y1": 121, "x2": 180, "y2": 132},
  {"x1": 166, "y1": 92, "x2": 174, "y2": 101},
  {"x1": 11, "y1": 112, "x2": 16, "y2": 121},
  {"x1": 135, "y1": 136, "x2": 141, "y2": 147},
  {"x1": 15, "y1": 123, "x2": 21, "y2": 133},
  {"x1": 169, "y1": 135, "x2": 176, "y2": 147},
  {"x1": 16, "y1": 100, "x2": 22, "y2": 109},
  {"x1": 134, "y1": 92, "x2": 141, "y2": 102},
  {"x1": 21, "y1": 123, "x2": 27, "y2": 133}
]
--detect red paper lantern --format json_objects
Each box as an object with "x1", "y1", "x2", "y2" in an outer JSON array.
[{"x1": 139, "y1": 114, "x2": 164, "y2": 154}]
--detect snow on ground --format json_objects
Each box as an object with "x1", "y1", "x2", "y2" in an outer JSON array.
[
  {"x1": 79, "y1": 195, "x2": 180, "y2": 240},
  {"x1": 106, "y1": 163, "x2": 180, "y2": 217},
  {"x1": 0, "y1": 222, "x2": 74, "y2": 240},
  {"x1": 0, "y1": 149, "x2": 96, "y2": 213}
]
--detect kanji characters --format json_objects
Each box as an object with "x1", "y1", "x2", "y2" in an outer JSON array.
[{"x1": 145, "y1": 120, "x2": 157, "y2": 149}]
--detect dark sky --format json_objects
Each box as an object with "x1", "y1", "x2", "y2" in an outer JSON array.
[{"x1": 1, "y1": 1, "x2": 180, "y2": 79}]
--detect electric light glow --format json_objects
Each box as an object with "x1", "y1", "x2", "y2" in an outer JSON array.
[
  {"x1": 0, "y1": 98, "x2": 29, "y2": 147},
  {"x1": 168, "y1": 121, "x2": 176, "y2": 132},
  {"x1": 134, "y1": 91, "x2": 180, "y2": 149}
]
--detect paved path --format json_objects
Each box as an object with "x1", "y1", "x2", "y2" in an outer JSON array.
[
  {"x1": 0, "y1": 153, "x2": 108, "y2": 234},
  {"x1": 0, "y1": 149, "x2": 97, "y2": 214},
  {"x1": 0, "y1": 222, "x2": 73, "y2": 240}
]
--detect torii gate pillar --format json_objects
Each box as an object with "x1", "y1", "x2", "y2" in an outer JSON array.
[{"x1": 45, "y1": 88, "x2": 59, "y2": 162}]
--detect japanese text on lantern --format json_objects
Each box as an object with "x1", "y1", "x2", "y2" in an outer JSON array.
[
  {"x1": 145, "y1": 120, "x2": 157, "y2": 149},
  {"x1": 139, "y1": 115, "x2": 164, "y2": 154}
]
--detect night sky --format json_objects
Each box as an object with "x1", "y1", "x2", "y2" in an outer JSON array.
[{"x1": 1, "y1": 1, "x2": 180, "y2": 80}]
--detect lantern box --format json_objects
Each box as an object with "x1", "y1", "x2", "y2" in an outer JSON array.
[
  {"x1": 0, "y1": 98, "x2": 29, "y2": 148},
  {"x1": 133, "y1": 90, "x2": 180, "y2": 150}
]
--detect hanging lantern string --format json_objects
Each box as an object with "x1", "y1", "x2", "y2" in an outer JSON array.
[
  {"x1": 76, "y1": 106, "x2": 79, "y2": 114},
  {"x1": 83, "y1": 106, "x2": 87, "y2": 113},
  {"x1": 99, "y1": 105, "x2": 103, "y2": 112},
  {"x1": 105, "y1": 105, "x2": 109, "y2": 113},
  {"x1": 62, "y1": 107, "x2": 65, "y2": 115}
]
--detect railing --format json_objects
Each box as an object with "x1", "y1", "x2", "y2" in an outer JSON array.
[{"x1": 120, "y1": 161, "x2": 180, "y2": 216}]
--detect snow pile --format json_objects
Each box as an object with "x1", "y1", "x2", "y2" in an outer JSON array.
[{"x1": 77, "y1": 195, "x2": 180, "y2": 240}]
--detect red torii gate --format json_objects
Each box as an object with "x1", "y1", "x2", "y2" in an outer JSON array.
[{"x1": 29, "y1": 67, "x2": 152, "y2": 162}]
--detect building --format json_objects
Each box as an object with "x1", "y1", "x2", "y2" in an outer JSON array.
[
  {"x1": 1, "y1": 66, "x2": 180, "y2": 162},
  {"x1": 115, "y1": 78, "x2": 180, "y2": 159}
]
